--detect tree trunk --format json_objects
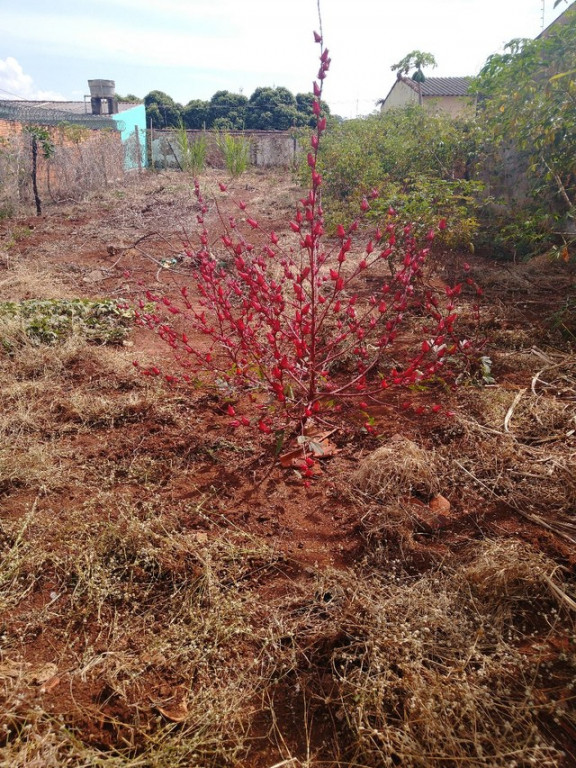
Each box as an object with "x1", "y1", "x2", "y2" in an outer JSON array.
[{"x1": 31, "y1": 137, "x2": 42, "y2": 216}]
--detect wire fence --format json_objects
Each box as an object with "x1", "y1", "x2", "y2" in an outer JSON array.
[
  {"x1": 0, "y1": 121, "x2": 127, "y2": 215},
  {"x1": 0, "y1": 102, "x2": 122, "y2": 130}
]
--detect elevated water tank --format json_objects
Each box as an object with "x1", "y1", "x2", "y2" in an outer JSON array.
[
  {"x1": 88, "y1": 79, "x2": 116, "y2": 98},
  {"x1": 88, "y1": 80, "x2": 118, "y2": 115}
]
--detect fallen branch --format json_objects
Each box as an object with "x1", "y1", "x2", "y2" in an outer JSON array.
[{"x1": 504, "y1": 388, "x2": 526, "y2": 433}]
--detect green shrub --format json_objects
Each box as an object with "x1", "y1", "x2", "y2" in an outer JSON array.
[
  {"x1": 175, "y1": 122, "x2": 207, "y2": 175},
  {"x1": 312, "y1": 107, "x2": 483, "y2": 249},
  {"x1": 0, "y1": 299, "x2": 134, "y2": 349},
  {"x1": 216, "y1": 132, "x2": 251, "y2": 177}
]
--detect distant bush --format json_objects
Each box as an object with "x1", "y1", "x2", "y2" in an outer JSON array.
[{"x1": 312, "y1": 107, "x2": 484, "y2": 251}]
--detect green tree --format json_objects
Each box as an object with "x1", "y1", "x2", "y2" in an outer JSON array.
[
  {"x1": 246, "y1": 87, "x2": 300, "y2": 130},
  {"x1": 144, "y1": 91, "x2": 182, "y2": 128},
  {"x1": 208, "y1": 91, "x2": 248, "y2": 129},
  {"x1": 116, "y1": 93, "x2": 141, "y2": 103},
  {"x1": 391, "y1": 50, "x2": 438, "y2": 105},
  {"x1": 295, "y1": 92, "x2": 331, "y2": 127},
  {"x1": 182, "y1": 99, "x2": 210, "y2": 129},
  {"x1": 472, "y1": 7, "x2": 576, "y2": 239},
  {"x1": 25, "y1": 125, "x2": 54, "y2": 216}
]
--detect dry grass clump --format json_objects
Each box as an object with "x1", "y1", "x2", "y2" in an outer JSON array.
[
  {"x1": 261, "y1": 545, "x2": 573, "y2": 767},
  {"x1": 0, "y1": 441, "x2": 73, "y2": 496},
  {"x1": 0, "y1": 259, "x2": 74, "y2": 302},
  {"x1": 459, "y1": 356, "x2": 575, "y2": 441},
  {"x1": 2, "y1": 332, "x2": 102, "y2": 380},
  {"x1": 443, "y1": 396, "x2": 576, "y2": 525},
  {"x1": 510, "y1": 394, "x2": 575, "y2": 439},
  {"x1": 351, "y1": 436, "x2": 440, "y2": 501},
  {"x1": 459, "y1": 538, "x2": 569, "y2": 628},
  {"x1": 0, "y1": 337, "x2": 159, "y2": 495},
  {"x1": 0, "y1": 505, "x2": 281, "y2": 767},
  {"x1": 0, "y1": 504, "x2": 52, "y2": 613}
]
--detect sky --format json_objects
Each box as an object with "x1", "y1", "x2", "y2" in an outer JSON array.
[{"x1": 0, "y1": 0, "x2": 571, "y2": 118}]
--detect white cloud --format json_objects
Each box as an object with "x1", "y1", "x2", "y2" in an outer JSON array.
[{"x1": 0, "y1": 57, "x2": 65, "y2": 100}]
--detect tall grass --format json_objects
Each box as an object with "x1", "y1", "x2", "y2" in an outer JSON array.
[
  {"x1": 216, "y1": 132, "x2": 251, "y2": 177},
  {"x1": 176, "y1": 121, "x2": 207, "y2": 174}
]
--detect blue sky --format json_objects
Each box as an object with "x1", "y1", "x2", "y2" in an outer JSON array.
[{"x1": 0, "y1": 0, "x2": 570, "y2": 118}]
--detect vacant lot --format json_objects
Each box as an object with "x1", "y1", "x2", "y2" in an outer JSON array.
[{"x1": 1, "y1": 168, "x2": 575, "y2": 767}]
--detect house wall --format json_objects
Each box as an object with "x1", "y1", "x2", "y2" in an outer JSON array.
[
  {"x1": 422, "y1": 96, "x2": 476, "y2": 118},
  {"x1": 112, "y1": 104, "x2": 147, "y2": 170},
  {"x1": 380, "y1": 81, "x2": 419, "y2": 111},
  {"x1": 380, "y1": 82, "x2": 474, "y2": 117}
]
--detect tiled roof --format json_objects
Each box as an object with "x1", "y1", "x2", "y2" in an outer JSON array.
[{"x1": 401, "y1": 76, "x2": 473, "y2": 97}]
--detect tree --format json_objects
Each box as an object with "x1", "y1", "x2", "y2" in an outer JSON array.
[
  {"x1": 472, "y1": 9, "x2": 576, "y2": 225},
  {"x1": 296, "y1": 92, "x2": 331, "y2": 127},
  {"x1": 208, "y1": 91, "x2": 248, "y2": 129},
  {"x1": 144, "y1": 85, "x2": 330, "y2": 132},
  {"x1": 144, "y1": 91, "x2": 182, "y2": 128},
  {"x1": 246, "y1": 87, "x2": 300, "y2": 130},
  {"x1": 116, "y1": 93, "x2": 141, "y2": 103},
  {"x1": 25, "y1": 125, "x2": 54, "y2": 216},
  {"x1": 182, "y1": 99, "x2": 210, "y2": 129},
  {"x1": 391, "y1": 50, "x2": 438, "y2": 105}
]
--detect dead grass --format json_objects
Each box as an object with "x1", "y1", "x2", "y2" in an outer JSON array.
[
  {"x1": 351, "y1": 436, "x2": 440, "y2": 501},
  {"x1": 240, "y1": 539, "x2": 575, "y2": 767},
  {"x1": 1, "y1": 171, "x2": 575, "y2": 766},
  {"x1": 0, "y1": 257, "x2": 74, "y2": 301},
  {"x1": 444, "y1": 388, "x2": 576, "y2": 528},
  {"x1": 1, "y1": 504, "x2": 281, "y2": 766}
]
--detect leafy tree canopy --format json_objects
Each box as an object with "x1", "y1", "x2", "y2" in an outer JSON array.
[
  {"x1": 145, "y1": 91, "x2": 182, "y2": 128},
  {"x1": 391, "y1": 50, "x2": 437, "y2": 82},
  {"x1": 144, "y1": 85, "x2": 330, "y2": 131},
  {"x1": 182, "y1": 99, "x2": 210, "y2": 129},
  {"x1": 116, "y1": 93, "x2": 142, "y2": 103},
  {"x1": 472, "y1": 8, "x2": 576, "y2": 218}
]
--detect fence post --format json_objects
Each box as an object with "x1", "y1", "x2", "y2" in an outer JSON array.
[{"x1": 135, "y1": 126, "x2": 143, "y2": 173}]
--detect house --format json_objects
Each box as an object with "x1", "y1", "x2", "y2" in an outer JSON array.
[
  {"x1": 378, "y1": 75, "x2": 474, "y2": 118},
  {"x1": 0, "y1": 79, "x2": 147, "y2": 171},
  {"x1": 0, "y1": 81, "x2": 147, "y2": 212}
]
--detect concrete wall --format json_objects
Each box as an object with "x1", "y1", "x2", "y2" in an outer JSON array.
[{"x1": 150, "y1": 129, "x2": 301, "y2": 170}]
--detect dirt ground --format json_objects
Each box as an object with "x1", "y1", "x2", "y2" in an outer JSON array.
[{"x1": 0, "y1": 168, "x2": 575, "y2": 767}]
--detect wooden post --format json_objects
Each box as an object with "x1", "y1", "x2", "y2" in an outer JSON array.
[
  {"x1": 135, "y1": 126, "x2": 143, "y2": 173},
  {"x1": 31, "y1": 136, "x2": 42, "y2": 215}
]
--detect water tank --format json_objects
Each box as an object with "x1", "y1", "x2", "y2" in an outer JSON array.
[{"x1": 88, "y1": 79, "x2": 115, "y2": 98}]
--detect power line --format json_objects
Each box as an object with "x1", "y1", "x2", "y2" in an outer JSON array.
[{"x1": 0, "y1": 85, "x2": 29, "y2": 100}]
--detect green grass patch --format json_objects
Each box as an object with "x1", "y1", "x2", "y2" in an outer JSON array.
[{"x1": 0, "y1": 298, "x2": 134, "y2": 348}]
